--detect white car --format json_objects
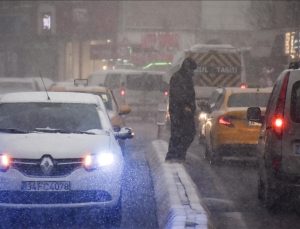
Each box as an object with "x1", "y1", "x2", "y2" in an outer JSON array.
[
  {"x1": 88, "y1": 69, "x2": 169, "y2": 119},
  {"x1": 0, "y1": 92, "x2": 132, "y2": 226}
]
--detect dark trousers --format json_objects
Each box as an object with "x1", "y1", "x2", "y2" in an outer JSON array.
[{"x1": 166, "y1": 114, "x2": 195, "y2": 160}]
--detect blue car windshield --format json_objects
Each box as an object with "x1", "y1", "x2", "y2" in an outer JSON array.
[{"x1": 0, "y1": 103, "x2": 102, "y2": 132}]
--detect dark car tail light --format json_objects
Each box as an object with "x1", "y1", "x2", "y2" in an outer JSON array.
[
  {"x1": 271, "y1": 72, "x2": 290, "y2": 138},
  {"x1": 0, "y1": 154, "x2": 11, "y2": 172},
  {"x1": 272, "y1": 156, "x2": 282, "y2": 173},
  {"x1": 240, "y1": 83, "x2": 248, "y2": 89},
  {"x1": 218, "y1": 115, "x2": 234, "y2": 127}
]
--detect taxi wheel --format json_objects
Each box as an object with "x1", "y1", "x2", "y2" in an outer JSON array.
[
  {"x1": 209, "y1": 152, "x2": 221, "y2": 165},
  {"x1": 203, "y1": 141, "x2": 208, "y2": 158},
  {"x1": 257, "y1": 177, "x2": 264, "y2": 200},
  {"x1": 205, "y1": 141, "x2": 220, "y2": 165}
]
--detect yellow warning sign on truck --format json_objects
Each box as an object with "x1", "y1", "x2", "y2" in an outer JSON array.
[{"x1": 172, "y1": 44, "x2": 244, "y2": 87}]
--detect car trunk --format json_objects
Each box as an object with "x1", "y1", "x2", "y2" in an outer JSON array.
[{"x1": 220, "y1": 109, "x2": 263, "y2": 144}]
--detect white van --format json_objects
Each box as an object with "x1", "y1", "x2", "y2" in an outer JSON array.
[
  {"x1": 88, "y1": 69, "x2": 169, "y2": 119},
  {"x1": 247, "y1": 63, "x2": 300, "y2": 210}
]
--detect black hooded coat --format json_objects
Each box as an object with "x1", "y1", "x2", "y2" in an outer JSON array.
[{"x1": 166, "y1": 58, "x2": 196, "y2": 160}]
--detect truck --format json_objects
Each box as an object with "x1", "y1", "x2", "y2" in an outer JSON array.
[{"x1": 170, "y1": 44, "x2": 246, "y2": 87}]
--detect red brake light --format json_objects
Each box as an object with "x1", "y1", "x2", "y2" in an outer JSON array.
[
  {"x1": 271, "y1": 72, "x2": 290, "y2": 137},
  {"x1": 218, "y1": 116, "x2": 233, "y2": 127},
  {"x1": 240, "y1": 83, "x2": 247, "y2": 89},
  {"x1": 274, "y1": 117, "x2": 283, "y2": 128},
  {"x1": 272, "y1": 115, "x2": 284, "y2": 136}
]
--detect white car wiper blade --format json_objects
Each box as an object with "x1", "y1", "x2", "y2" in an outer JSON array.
[
  {"x1": 0, "y1": 128, "x2": 29, "y2": 134},
  {"x1": 33, "y1": 128, "x2": 71, "y2": 133},
  {"x1": 33, "y1": 128, "x2": 96, "y2": 135},
  {"x1": 70, "y1": 130, "x2": 96, "y2": 135}
]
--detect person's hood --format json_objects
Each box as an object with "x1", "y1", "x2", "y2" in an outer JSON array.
[
  {"x1": 0, "y1": 132, "x2": 113, "y2": 159},
  {"x1": 168, "y1": 52, "x2": 197, "y2": 77},
  {"x1": 169, "y1": 51, "x2": 186, "y2": 75}
]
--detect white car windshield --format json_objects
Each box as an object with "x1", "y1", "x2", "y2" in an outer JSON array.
[{"x1": 0, "y1": 103, "x2": 102, "y2": 133}]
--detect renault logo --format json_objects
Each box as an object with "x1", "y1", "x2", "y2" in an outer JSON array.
[{"x1": 40, "y1": 156, "x2": 54, "y2": 175}]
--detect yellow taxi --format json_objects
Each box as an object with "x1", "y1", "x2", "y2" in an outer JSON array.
[
  {"x1": 203, "y1": 87, "x2": 272, "y2": 164},
  {"x1": 50, "y1": 80, "x2": 131, "y2": 130}
]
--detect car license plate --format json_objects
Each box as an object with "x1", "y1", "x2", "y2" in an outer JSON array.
[
  {"x1": 248, "y1": 121, "x2": 261, "y2": 126},
  {"x1": 21, "y1": 181, "x2": 70, "y2": 192}
]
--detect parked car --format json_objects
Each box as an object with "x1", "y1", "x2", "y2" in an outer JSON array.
[
  {"x1": 88, "y1": 69, "x2": 169, "y2": 120},
  {"x1": 50, "y1": 80, "x2": 131, "y2": 131},
  {"x1": 247, "y1": 66, "x2": 300, "y2": 210},
  {"x1": 203, "y1": 87, "x2": 272, "y2": 164},
  {"x1": 0, "y1": 91, "x2": 133, "y2": 226}
]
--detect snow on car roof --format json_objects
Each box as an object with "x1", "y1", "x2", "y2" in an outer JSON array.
[
  {"x1": 51, "y1": 83, "x2": 110, "y2": 93},
  {"x1": 89, "y1": 69, "x2": 165, "y2": 76},
  {"x1": 194, "y1": 86, "x2": 217, "y2": 99},
  {"x1": 0, "y1": 77, "x2": 36, "y2": 83},
  {"x1": 225, "y1": 87, "x2": 273, "y2": 93},
  {"x1": 0, "y1": 91, "x2": 103, "y2": 105},
  {"x1": 190, "y1": 44, "x2": 235, "y2": 51}
]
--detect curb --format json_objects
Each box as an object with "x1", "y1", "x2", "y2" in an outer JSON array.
[{"x1": 147, "y1": 140, "x2": 213, "y2": 229}]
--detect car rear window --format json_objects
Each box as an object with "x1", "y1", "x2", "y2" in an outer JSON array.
[
  {"x1": 0, "y1": 103, "x2": 102, "y2": 132},
  {"x1": 95, "y1": 92, "x2": 113, "y2": 111},
  {"x1": 126, "y1": 73, "x2": 163, "y2": 91},
  {"x1": 227, "y1": 93, "x2": 270, "y2": 107},
  {"x1": 104, "y1": 74, "x2": 122, "y2": 89},
  {"x1": 291, "y1": 81, "x2": 300, "y2": 123}
]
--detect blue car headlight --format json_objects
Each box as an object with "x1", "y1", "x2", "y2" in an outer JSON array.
[{"x1": 83, "y1": 151, "x2": 115, "y2": 170}]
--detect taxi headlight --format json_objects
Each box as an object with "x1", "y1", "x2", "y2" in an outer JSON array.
[{"x1": 83, "y1": 152, "x2": 115, "y2": 170}]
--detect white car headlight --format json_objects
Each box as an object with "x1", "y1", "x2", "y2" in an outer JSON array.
[
  {"x1": 96, "y1": 152, "x2": 114, "y2": 167},
  {"x1": 199, "y1": 112, "x2": 207, "y2": 121},
  {"x1": 83, "y1": 151, "x2": 115, "y2": 170}
]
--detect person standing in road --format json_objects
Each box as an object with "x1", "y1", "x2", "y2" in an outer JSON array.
[
  {"x1": 259, "y1": 66, "x2": 273, "y2": 87},
  {"x1": 165, "y1": 57, "x2": 197, "y2": 162}
]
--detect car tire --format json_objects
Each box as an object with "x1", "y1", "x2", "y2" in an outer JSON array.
[
  {"x1": 106, "y1": 191, "x2": 122, "y2": 227},
  {"x1": 0, "y1": 209, "x2": 14, "y2": 227},
  {"x1": 257, "y1": 176, "x2": 264, "y2": 200},
  {"x1": 198, "y1": 134, "x2": 205, "y2": 145},
  {"x1": 205, "y1": 140, "x2": 221, "y2": 165},
  {"x1": 260, "y1": 177, "x2": 278, "y2": 210},
  {"x1": 203, "y1": 142, "x2": 209, "y2": 159},
  {"x1": 209, "y1": 151, "x2": 221, "y2": 165}
]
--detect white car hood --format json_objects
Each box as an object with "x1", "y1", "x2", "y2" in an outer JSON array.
[{"x1": 0, "y1": 133, "x2": 112, "y2": 159}]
